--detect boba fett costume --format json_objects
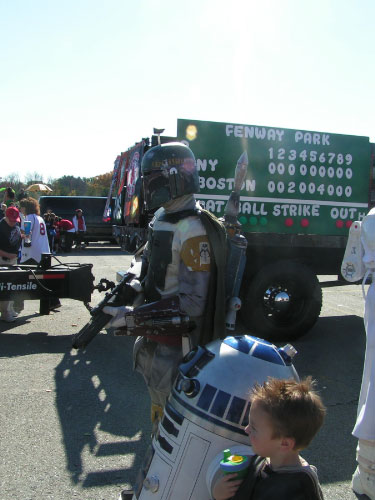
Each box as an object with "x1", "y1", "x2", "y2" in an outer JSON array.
[{"x1": 106, "y1": 142, "x2": 227, "y2": 425}]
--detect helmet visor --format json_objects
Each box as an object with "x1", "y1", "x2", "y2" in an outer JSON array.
[{"x1": 143, "y1": 169, "x2": 171, "y2": 210}]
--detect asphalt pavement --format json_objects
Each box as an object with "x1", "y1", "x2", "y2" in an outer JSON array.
[{"x1": 0, "y1": 244, "x2": 369, "y2": 499}]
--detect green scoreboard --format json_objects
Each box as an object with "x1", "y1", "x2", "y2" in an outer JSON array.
[{"x1": 177, "y1": 118, "x2": 371, "y2": 236}]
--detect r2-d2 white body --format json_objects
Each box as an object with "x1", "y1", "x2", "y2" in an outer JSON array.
[{"x1": 133, "y1": 335, "x2": 299, "y2": 500}]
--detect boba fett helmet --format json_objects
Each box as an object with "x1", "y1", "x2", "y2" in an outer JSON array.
[{"x1": 141, "y1": 142, "x2": 199, "y2": 210}]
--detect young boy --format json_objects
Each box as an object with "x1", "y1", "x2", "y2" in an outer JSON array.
[{"x1": 213, "y1": 377, "x2": 326, "y2": 500}]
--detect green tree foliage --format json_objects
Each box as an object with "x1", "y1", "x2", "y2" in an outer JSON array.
[
  {"x1": 51, "y1": 175, "x2": 88, "y2": 196},
  {"x1": 86, "y1": 172, "x2": 113, "y2": 196},
  {"x1": 0, "y1": 173, "x2": 23, "y2": 194},
  {"x1": 0, "y1": 172, "x2": 113, "y2": 198}
]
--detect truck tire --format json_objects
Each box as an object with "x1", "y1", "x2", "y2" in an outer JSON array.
[
  {"x1": 240, "y1": 262, "x2": 322, "y2": 342},
  {"x1": 71, "y1": 312, "x2": 112, "y2": 349},
  {"x1": 129, "y1": 235, "x2": 141, "y2": 252},
  {"x1": 124, "y1": 234, "x2": 131, "y2": 251}
]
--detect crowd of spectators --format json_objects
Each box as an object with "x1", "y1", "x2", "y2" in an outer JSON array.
[
  {"x1": 0, "y1": 188, "x2": 87, "y2": 255},
  {"x1": 43, "y1": 211, "x2": 87, "y2": 253},
  {"x1": 0, "y1": 187, "x2": 87, "y2": 323}
]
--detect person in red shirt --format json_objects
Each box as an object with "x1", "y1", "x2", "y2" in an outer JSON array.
[
  {"x1": 56, "y1": 217, "x2": 75, "y2": 253},
  {"x1": 72, "y1": 209, "x2": 87, "y2": 250}
]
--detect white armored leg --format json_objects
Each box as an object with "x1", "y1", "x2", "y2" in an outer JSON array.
[
  {"x1": 348, "y1": 209, "x2": 375, "y2": 500},
  {"x1": 352, "y1": 439, "x2": 375, "y2": 499}
]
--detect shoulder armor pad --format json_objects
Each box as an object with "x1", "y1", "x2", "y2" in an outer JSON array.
[{"x1": 181, "y1": 235, "x2": 211, "y2": 271}]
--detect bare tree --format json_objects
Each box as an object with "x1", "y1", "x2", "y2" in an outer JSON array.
[
  {"x1": 24, "y1": 172, "x2": 44, "y2": 185},
  {"x1": 1, "y1": 173, "x2": 23, "y2": 193},
  {"x1": 4, "y1": 172, "x2": 21, "y2": 184}
]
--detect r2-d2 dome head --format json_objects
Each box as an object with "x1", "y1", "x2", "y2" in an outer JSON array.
[
  {"x1": 141, "y1": 142, "x2": 199, "y2": 210},
  {"x1": 172, "y1": 335, "x2": 298, "y2": 444}
]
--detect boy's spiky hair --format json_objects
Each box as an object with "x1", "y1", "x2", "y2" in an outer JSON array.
[{"x1": 251, "y1": 377, "x2": 326, "y2": 450}]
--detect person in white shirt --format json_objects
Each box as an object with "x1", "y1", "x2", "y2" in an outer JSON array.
[
  {"x1": 19, "y1": 197, "x2": 61, "y2": 311},
  {"x1": 19, "y1": 197, "x2": 50, "y2": 264}
]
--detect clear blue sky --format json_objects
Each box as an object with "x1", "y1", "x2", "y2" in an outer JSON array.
[{"x1": 1, "y1": 0, "x2": 374, "y2": 182}]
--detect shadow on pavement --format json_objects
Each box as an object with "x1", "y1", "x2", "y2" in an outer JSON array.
[
  {"x1": 0, "y1": 330, "x2": 69, "y2": 357},
  {"x1": 0, "y1": 311, "x2": 367, "y2": 493},
  {"x1": 54, "y1": 332, "x2": 151, "y2": 489},
  {"x1": 0, "y1": 327, "x2": 150, "y2": 491},
  {"x1": 0, "y1": 313, "x2": 41, "y2": 334},
  {"x1": 291, "y1": 314, "x2": 365, "y2": 485},
  {"x1": 55, "y1": 244, "x2": 125, "y2": 258}
]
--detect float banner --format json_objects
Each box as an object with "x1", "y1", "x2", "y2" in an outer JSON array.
[
  {"x1": 124, "y1": 142, "x2": 144, "y2": 224},
  {"x1": 112, "y1": 154, "x2": 126, "y2": 224},
  {"x1": 177, "y1": 119, "x2": 371, "y2": 236},
  {"x1": 103, "y1": 156, "x2": 121, "y2": 222}
]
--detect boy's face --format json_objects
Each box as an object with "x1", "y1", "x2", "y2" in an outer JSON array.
[{"x1": 245, "y1": 400, "x2": 280, "y2": 458}]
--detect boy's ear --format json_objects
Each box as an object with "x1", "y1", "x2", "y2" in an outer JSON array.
[{"x1": 280, "y1": 437, "x2": 296, "y2": 452}]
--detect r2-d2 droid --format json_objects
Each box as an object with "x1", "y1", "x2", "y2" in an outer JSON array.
[{"x1": 132, "y1": 334, "x2": 298, "y2": 500}]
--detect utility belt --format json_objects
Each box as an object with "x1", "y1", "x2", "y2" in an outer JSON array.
[{"x1": 145, "y1": 335, "x2": 182, "y2": 347}]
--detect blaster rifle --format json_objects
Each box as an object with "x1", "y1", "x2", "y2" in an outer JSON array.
[{"x1": 72, "y1": 268, "x2": 140, "y2": 349}]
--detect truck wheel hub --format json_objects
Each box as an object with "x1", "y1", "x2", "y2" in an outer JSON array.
[{"x1": 264, "y1": 287, "x2": 291, "y2": 313}]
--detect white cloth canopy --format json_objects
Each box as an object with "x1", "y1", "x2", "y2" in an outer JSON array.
[{"x1": 25, "y1": 183, "x2": 53, "y2": 192}]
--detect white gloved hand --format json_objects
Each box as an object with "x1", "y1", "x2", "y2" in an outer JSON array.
[
  {"x1": 103, "y1": 305, "x2": 133, "y2": 328},
  {"x1": 128, "y1": 279, "x2": 143, "y2": 292}
]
